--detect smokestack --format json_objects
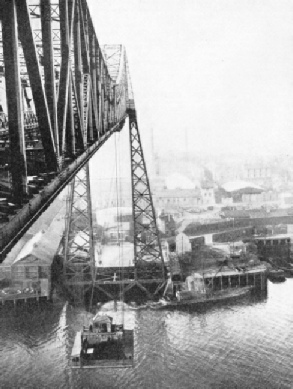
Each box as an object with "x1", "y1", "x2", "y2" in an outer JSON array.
[
  {"x1": 185, "y1": 128, "x2": 190, "y2": 171},
  {"x1": 150, "y1": 127, "x2": 159, "y2": 176}
]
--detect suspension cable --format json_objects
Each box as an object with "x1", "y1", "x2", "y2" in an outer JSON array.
[{"x1": 114, "y1": 132, "x2": 125, "y2": 323}]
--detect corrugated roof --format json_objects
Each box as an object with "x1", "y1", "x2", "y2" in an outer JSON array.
[{"x1": 203, "y1": 264, "x2": 267, "y2": 278}]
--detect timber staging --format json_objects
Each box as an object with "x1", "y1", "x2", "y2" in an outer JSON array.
[
  {"x1": 64, "y1": 265, "x2": 166, "y2": 302},
  {"x1": 65, "y1": 279, "x2": 167, "y2": 303}
]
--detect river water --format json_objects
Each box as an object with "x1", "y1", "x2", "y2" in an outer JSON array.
[{"x1": 1, "y1": 279, "x2": 293, "y2": 389}]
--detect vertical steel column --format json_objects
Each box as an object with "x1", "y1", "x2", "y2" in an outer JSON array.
[
  {"x1": 66, "y1": 71, "x2": 75, "y2": 156},
  {"x1": 100, "y1": 58, "x2": 105, "y2": 133},
  {"x1": 15, "y1": 0, "x2": 58, "y2": 172},
  {"x1": 108, "y1": 76, "x2": 112, "y2": 127},
  {"x1": 66, "y1": 0, "x2": 76, "y2": 156},
  {"x1": 104, "y1": 75, "x2": 109, "y2": 131},
  {"x1": 88, "y1": 25, "x2": 96, "y2": 140},
  {"x1": 109, "y1": 80, "x2": 113, "y2": 125},
  {"x1": 73, "y1": 1, "x2": 83, "y2": 125},
  {"x1": 100, "y1": 61, "x2": 105, "y2": 134},
  {"x1": 113, "y1": 85, "x2": 117, "y2": 124},
  {"x1": 90, "y1": 34, "x2": 98, "y2": 138},
  {"x1": 88, "y1": 96, "x2": 93, "y2": 142},
  {"x1": 58, "y1": 0, "x2": 70, "y2": 160},
  {"x1": 71, "y1": 68, "x2": 84, "y2": 151},
  {"x1": 40, "y1": 0, "x2": 59, "y2": 159},
  {"x1": 79, "y1": 0, "x2": 89, "y2": 72},
  {"x1": 97, "y1": 46, "x2": 102, "y2": 134},
  {"x1": 106, "y1": 75, "x2": 110, "y2": 129},
  {"x1": 2, "y1": 0, "x2": 27, "y2": 202}
]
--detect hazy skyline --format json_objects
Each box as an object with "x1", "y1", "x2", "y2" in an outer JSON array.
[{"x1": 88, "y1": 0, "x2": 293, "y2": 157}]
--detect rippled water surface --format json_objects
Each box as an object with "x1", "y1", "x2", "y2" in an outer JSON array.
[{"x1": 1, "y1": 280, "x2": 293, "y2": 389}]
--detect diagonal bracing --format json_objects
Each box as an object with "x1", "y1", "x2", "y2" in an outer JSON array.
[
  {"x1": 63, "y1": 163, "x2": 94, "y2": 284},
  {"x1": 129, "y1": 119, "x2": 165, "y2": 281}
]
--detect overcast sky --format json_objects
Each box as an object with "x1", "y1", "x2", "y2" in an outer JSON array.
[{"x1": 87, "y1": 0, "x2": 293, "y2": 158}]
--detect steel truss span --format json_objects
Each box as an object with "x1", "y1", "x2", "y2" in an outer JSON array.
[{"x1": 0, "y1": 0, "x2": 129, "y2": 258}]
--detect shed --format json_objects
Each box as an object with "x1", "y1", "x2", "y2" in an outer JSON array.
[{"x1": 11, "y1": 215, "x2": 64, "y2": 296}]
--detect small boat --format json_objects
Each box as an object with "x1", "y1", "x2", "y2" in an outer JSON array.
[
  {"x1": 277, "y1": 264, "x2": 293, "y2": 278},
  {"x1": 267, "y1": 269, "x2": 286, "y2": 283},
  {"x1": 71, "y1": 313, "x2": 134, "y2": 368},
  {"x1": 265, "y1": 258, "x2": 288, "y2": 281},
  {"x1": 150, "y1": 287, "x2": 253, "y2": 309},
  {"x1": 150, "y1": 273, "x2": 253, "y2": 309}
]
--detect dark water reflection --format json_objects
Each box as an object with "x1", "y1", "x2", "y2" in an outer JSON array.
[{"x1": 1, "y1": 280, "x2": 293, "y2": 389}]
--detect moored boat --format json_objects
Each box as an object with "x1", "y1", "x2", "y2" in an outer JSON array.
[
  {"x1": 267, "y1": 269, "x2": 286, "y2": 283},
  {"x1": 150, "y1": 273, "x2": 253, "y2": 309},
  {"x1": 265, "y1": 257, "x2": 292, "y2": 279},
  {"x1": 276, "y1": 263, "x2": 293, "y2": 278},
  {"x1": 150, "y1": 286, "x2": 253, "y2": 309}
]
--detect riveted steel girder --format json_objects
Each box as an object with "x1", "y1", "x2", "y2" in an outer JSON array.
[
  {"x1": 2, "y1": 0, "x2": 27, "y2": 202},
  {"x1": 15, "y1": 0, "x2": 58, "y2": 172},
  {"x1": 40, "y1": 0, "x2": 59, "y2": 158}
]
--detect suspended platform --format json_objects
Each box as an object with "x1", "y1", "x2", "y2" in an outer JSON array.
[
  {"x1": 71, "y1": 331, "x2": 134, "y2": 368},
  {"x1": 71, "y1": 313, "x2": 134, "y2": 369}
]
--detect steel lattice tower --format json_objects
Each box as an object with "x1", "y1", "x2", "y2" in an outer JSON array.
[
  {"x1": 63, "y1": 164, "x2": 94, "y2": 286},
  {"x1": 123, "y1": 48, "x2": 165, "y2": 282},
  {"x1": 128, "y1": 115, "x2": 165, "y2": 282}
]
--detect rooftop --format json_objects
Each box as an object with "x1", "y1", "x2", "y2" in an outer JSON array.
[{"x1": 222, "y1": 180, "x2": 263, "y2": 193}]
